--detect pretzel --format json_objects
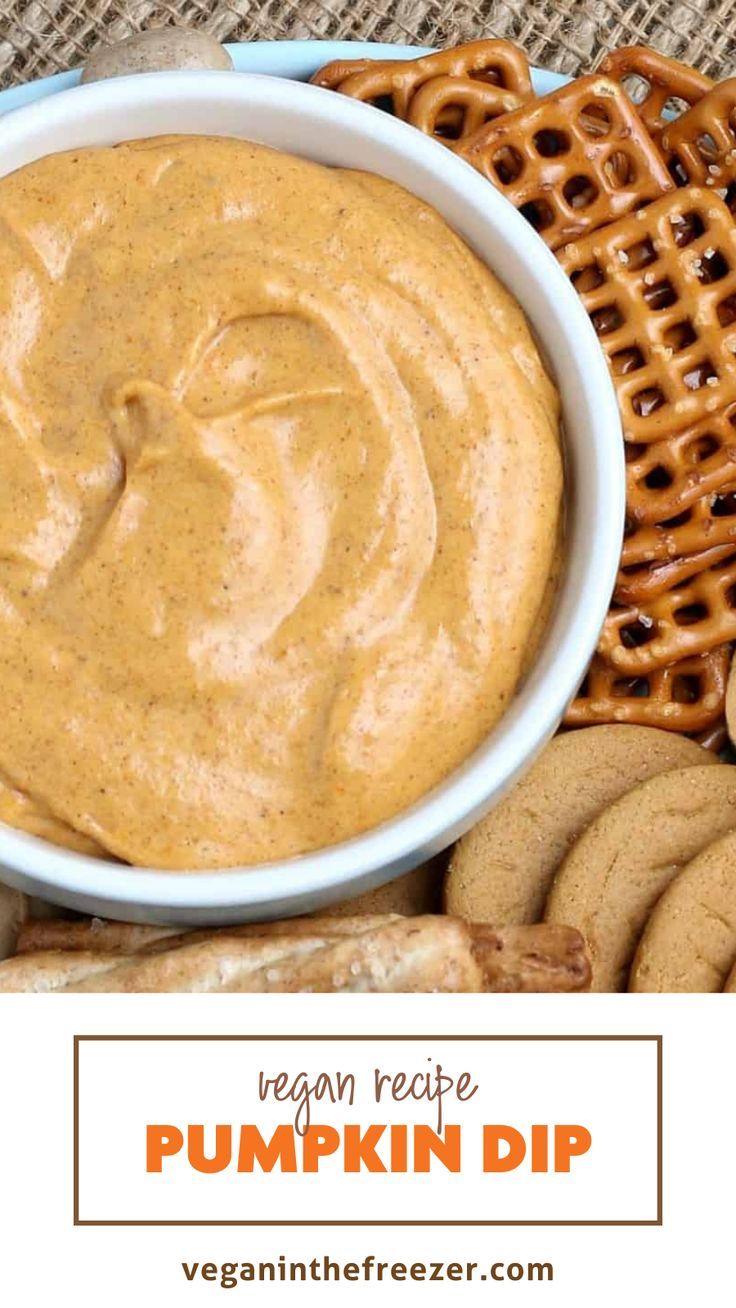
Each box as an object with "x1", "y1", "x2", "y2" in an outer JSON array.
[
  {"x1": 694, "y1": 716, "x2": 729, "y2": 752},
  {"x1": 458, "y1": 75, "x2": 672, "y2": 252},
  {"x1": 599, "y1": 555, "x2": 736, "y2": 672},
  {"x1": 598, "y1": 45, "x2": 712, "y2": 143},
  {"x1": 310, "y1": 57, "x2": 374, "y2": 90},
  {"x1": 310, "y1": 40, "x2": 533, "y2": 120},
  {"x1": 622, "y1": 485, "x2": 736, "y2": 571},
  {"x1": 661, "y1": 78, "x2": 736, "y2": 190},
  {"x1": 564, "y1": 646, "x2": 729, "y2": 731},
  {"x1": 407, "y1": 77, "x2": 524, "y2": 148},
  {"x1": 615, "y1": 543, "x2": 736, "y2": 604},
  {"x1": 0, "y1": 915, "x2": 591, "y2": 993},
  {"x1": 626, "y1": 404, "x2": 736, "y2": 525},
  {"x1": 560, "y1": 188, "x2": 736, "y2": 442}
]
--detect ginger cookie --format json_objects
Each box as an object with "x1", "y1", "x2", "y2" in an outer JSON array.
[
  {"x1": 444, "y1": 726, "x2": 715, "y2": 926},
  {"x1": 323, "y1": 857, "x2": 445, "y2": 918},
  {"x1": 725, "y1": 651, "x2": 736, "y2": 748},
  {"x1": 545, "y1": 765, "x2": 736, "y2": 991},
  {"x1": 630, "y1": 828, "x2": 736, "y2": 992}
]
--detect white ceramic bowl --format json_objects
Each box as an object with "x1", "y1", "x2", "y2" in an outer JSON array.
[{"x1": 0, "y1": 68, "x2": 624, "y2": 923}]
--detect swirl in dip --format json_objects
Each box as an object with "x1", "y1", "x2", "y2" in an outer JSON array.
[{"x1": 0, "y1": 136, "x2": 562, "y2": 869}]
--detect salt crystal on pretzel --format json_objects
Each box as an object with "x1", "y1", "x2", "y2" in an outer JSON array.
[
  {"x1": 599, "y1": 45, "x2": 712, "y2": 143},
  {"x1": 626, "y1": 404, "x2": 736, "y2": 525},
  {"x1": 565, "y1": 647, "x2": 729, "y2": 731},
  {"x1": 661, "y1": 78, "x2": 736, "y2": 190},
  {"x1": 458, "y1": 74, "x2": 672, "y2": 251},
  {"x1": 559, "y1": 188, "x2": 736, "y2": 442},
  {"x1": 599, "y1": 556, "x2": 736, "y2": 672}
]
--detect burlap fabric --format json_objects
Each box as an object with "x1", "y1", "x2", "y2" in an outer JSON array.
[{"x1": 0, "y1": 2, "x2": 735, "y2": 94}]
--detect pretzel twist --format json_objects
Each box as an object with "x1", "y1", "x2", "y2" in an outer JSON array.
[
  {"x1": 407, "y1": 77, "x2": 523, "y2": 148},
  {"x1": 310, "y1": 40, "x2": 533, "y2": 119},
  {"x1": 599, "y1": 45, "x2": 712, "y2": 142},
  {"x1": 309, "y1": 57, "x2": 374, "y2": 90}
]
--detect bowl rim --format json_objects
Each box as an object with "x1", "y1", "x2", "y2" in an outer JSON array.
[{"x1": 0, "y1": 68, "x2": 624, "y2": 920}]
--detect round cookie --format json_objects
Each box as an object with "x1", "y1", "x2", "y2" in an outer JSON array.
[
  {"x1": 726, "y1": 650, "x2": 736, "y2": 748},
  {"x1": 82, "y1": 29, "x2": 233, "y2": 83},
  {"x1": 724, "y1": 961, "x2": 736, "y2": 992},
  {"x1": 630, "y1": 829, "x2": 736, "y2": 992},
  {"x1": 545, "y1": 765, "x2": 736, "y2": 991},
  {"x1": 444, "y1": 727, "x2": 716, "y2": 925},
  {"x1": 323, "y1": 857, "x2": 445, "y2": 918},
  {"x1": 0, "y1": 881, "x2": 27, "y2": 961}
]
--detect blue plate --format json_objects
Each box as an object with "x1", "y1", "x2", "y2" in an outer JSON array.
[{"x1": 0, "y1": 38, "x2": 567, "y2": 117}]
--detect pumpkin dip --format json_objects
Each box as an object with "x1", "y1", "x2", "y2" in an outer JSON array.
[{"x1": 0, "y1": 135, "x2": 562, "y2": 868}]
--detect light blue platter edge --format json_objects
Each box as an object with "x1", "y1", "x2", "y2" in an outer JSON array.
[{"x1": 0, "y1": 39, "x2": 567, "y2": 117}]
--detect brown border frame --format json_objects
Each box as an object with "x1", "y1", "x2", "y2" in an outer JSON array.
[{"x1": 73, "y1": 1034, "x2": 662, "y2": 1227}]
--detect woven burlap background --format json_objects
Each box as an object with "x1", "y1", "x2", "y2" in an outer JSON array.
[{"x1": 0, "y1": 1, "x2": 735, "y2": 90}]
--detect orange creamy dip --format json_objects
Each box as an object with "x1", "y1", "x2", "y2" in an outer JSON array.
[{"x1": 0, "y1": 135, "x2": 562, "y2": 869}]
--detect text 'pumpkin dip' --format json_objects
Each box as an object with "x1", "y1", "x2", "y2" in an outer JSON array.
[{"x1": 0, "y1": 136, "x2": 562, "y2": 869}]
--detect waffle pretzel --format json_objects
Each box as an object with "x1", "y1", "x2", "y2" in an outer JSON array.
[
  {"x1": 0, "y1": 915, "x2": 591, "y2": 993},
  {"x1": 407, "y1": 77, "x2": 524, "y2": 148},
  {"x1": 599, "y1": 556, "x2": 736, "y2": 672},
  {"x1": 622, "y1": 485, "x2": 736, "y2": 569},
  {"x1": 615, "y1": 543, "x2": 736, "y2": 604},
  {"x1": 661, "y1": 78, "x2": 736, "y2": 189},
  {"x1": 458, "y1": 75, "x2": 672, "y2": 252},
  {"x1": 626, "y1": 404, "x2": 736, "y2": 525},
  {"x1": 565, "y1": 647, "x2": 729, "y2": 731},
  {"x1": 560, "y1": 188, "x2": 736, "y2": 442},
  {"x1": 310, "y1": 39, "x2": 533, "y2": 119},
  {"x1": 599, "y1": 45, "x2": 712, "y2": 142}
]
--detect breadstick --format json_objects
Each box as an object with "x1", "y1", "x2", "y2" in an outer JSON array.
[
  {"x1": 471, "y1": 923, "x2": 589, "y2": 993},
  {"x1": 16, "y1": 914, "x2": 401, "y2": 955},
  {"x1": 0, "y1": 950, "x2": 126, "y2": 992},
  {"x1": 68, "y1": 936, "x2": 333, "y2": 993},
  {"x1": 16, "y1": 919, "x2": 185, "y2": 955},
  {"x1": 0, "y1": 917, "x2": 590, "y2": 993}
]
